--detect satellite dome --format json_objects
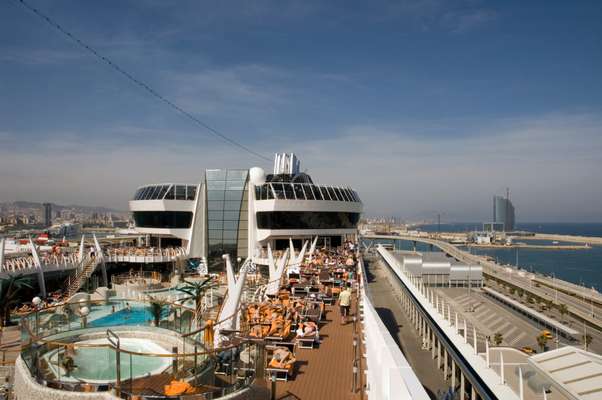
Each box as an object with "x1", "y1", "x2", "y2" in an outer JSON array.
[{"x1": 249, "y1": 167, "x2": 266, "y2": 184}]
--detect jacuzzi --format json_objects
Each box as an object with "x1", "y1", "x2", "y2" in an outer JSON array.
[{"x1": 42, "y1": 337, "x2": 172, "y2": 383}]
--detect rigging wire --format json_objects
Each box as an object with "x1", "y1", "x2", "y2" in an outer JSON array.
[{"x1": 12, "y1": 0, "x2": 271, "y2": 162}]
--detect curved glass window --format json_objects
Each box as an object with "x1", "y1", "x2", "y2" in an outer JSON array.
[
  {"x1": 333, "y1": 187, "x2": 344, "y2": 201},
  {"x1": 283, "y1": 183, "x2": 295, "y2": 199},
  {"x1": 133, "y1": 184, "x2": 198, "y2": 200},
  {"x1": 340, "y1": 188, "x2": 351, "y2": 202},
  {"x1": 175, "y1": 185, "x2": 186, "y2": 200},
  {"x1": 313, "y1": 185, "x2": 324, "y2": 200},
  {"x1": 254, "y1": 183, "x2": 360, "y2": 203},
  {"x1": 272, "y1": 183, "x2": 285, "y2": 199},
  {"x1": 133, "y1": 211, "x2": 193, "y2": 229},
  {"x1": 186, "y1": 185, "x2": 197, "y2": 200},
  {"x1": 164, "y1": 185, "x2": 175, "y2": 200},
  {"x1": 302, "y1": 184, "x2": 315, "y2": 200},
  {"x1": 256, "y1": 211, "x2": 360, "y2": 230},
  {"x1": 293, "y1": 184, "x2": 305, "y2": 200}
]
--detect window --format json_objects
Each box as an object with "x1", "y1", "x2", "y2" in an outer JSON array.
[
  {"x1": 208, "y1": 220, "x2": 223, "y2": 230},
  {"x1": 164, "y1": 185, "x2": 175, "y2": 200},
  {"x1": 223, "y1": 230, "x2": 238, "y2": 240},
  {"x1": 272, "y1": 183, "x2": 285, "y2": 199},
  {"x1": 283, "y1": 183, "x2": 295, "y2": 199},
  {"x1": 225, "y1": 190, "x2": 243, "y2": 201},
  {"x1": 208, "y1": 230, "x2": 223, "y2": 239},
  {"x1": 224, "y1": 201, "x2": 241, "y2": 211},
  {"x1": 327, "y1": 187, "x2": 338, "y2": 201},
  {"x1": 223, "y1": 220, "x2": 238, "y2": 230},
  {"x1": 207, "y1": 180, "x2": 226, "y2": 191},
  {"x1": 133, "y1": 211, "x2": 193, "y2": 229},
  {"x1": 206, "y1": 170, "x2": 227, "y2": 180},
  {"x1": 293, "y1": 184, "x2": 305, "y2": 200},
  {"x1": 208, "y1": 211, "x2": 223, "y2": 220},
  {"x1": 186, "y1": 185, "x2": 197, "y2": 200},
  {"x1": 226, "y1": 170, "x2": 247, "y2": 180},
  {"x1": 256, "y1": 211, "x2": 360, "y2": 229},
  {"x1": 151, "y1": 186, "x2": 163, "y2": 199},
  {"x1": 302, "y1": 184, "x2": 315, "y2": 200},
  {"x1": 226, "y1": 180, "x2": 245, "y2": 190},
  {"x1": 348, "y1": 189, "x2": 358, "y2": 202},
  {"x1": 313, "y1": 185, "x2": 324, "y2": 200},
  {"x1": 175, "y1": 185, "x2": 186, "y2": 200},
  {"x1": 208, "y1": 201, "x2": 224, "y2": 211},
  {"x1": 223, "y1": 211, "x2": 240, "y2": 220},
  {"x1": 339, "y1": 188, "x2": 351, "y2": 202},
  {"x1": 157, "y1": 185, "x2": 169, "y2": 199},
  {"x1": 143, "y1": 187, "x2": 154, "y2": 200},
  {"x1": 207, "y1": 191, "x2": 224, "y2": 201}
]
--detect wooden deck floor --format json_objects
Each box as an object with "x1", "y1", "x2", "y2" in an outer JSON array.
[{"x1": 273, "y1": 301, "x2": 363, "y2": 400}]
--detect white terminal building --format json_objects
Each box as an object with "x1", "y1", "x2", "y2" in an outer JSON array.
[{"x1": 129, "y1": 153, "x2": 363, "y2": 269}]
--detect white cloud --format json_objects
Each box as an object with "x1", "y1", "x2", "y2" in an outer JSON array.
[{"x1": 0, "y1": 112, "x2": 600, "y2": 221}]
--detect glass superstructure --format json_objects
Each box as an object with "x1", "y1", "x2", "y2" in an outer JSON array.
[{"x1": 206, "y1": 169, "x2": 249, "y2": 266}]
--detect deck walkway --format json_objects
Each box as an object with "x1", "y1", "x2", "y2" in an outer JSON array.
[{"x1": 274, "y1": 301, "x2": 362, "y2": 400}]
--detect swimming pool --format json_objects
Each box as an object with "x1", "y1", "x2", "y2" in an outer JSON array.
[
  {"x1": 43, "y1": 338, "x2": 172, "y2": 383},
  {"x1": 88, "y1": 306, "x2": 166, "y2": 327}
]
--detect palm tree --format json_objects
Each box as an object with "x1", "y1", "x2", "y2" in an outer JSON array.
[
  {"x1": 537, "y1": 334, "x2": 548, "y2": 352},
  {"x1": 493, "y1": 332, "x2": 503, "y2": 346},
  {"x1": 177, "y1": 277, "x2": 215, "y2": 322},
  {"x1": 0, "y1": 275, "x2": 33, "y2": 327},
  {"x1": 148, "y1": 297, "x2": 165, "y2": 327}
]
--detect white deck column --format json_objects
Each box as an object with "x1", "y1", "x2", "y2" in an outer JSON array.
[{"x1": 460, "y1": 372, "x2": 466, "y2": 400}]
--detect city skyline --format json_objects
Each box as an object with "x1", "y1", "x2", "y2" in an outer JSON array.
[{"x1": 1, "y1": 0, "x2": 601, "y2": 222}]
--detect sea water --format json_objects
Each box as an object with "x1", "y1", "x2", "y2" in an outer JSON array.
[{"x1": 364, "y1": 223, "x2": 602, "y2": 291}]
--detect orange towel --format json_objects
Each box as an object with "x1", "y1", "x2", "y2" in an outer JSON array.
[{"x1": 164, "y1": 380, "x2": 192, "y2": 396}]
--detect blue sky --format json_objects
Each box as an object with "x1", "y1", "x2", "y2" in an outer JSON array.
[{"x1": 1, "y1": 0, "x2": 601, "y2": 221}]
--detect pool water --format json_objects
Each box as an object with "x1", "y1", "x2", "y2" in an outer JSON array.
[
  {"x1": 89, "y1": 306, "x2": 166, "y2": 327},
  {"x1": 46, "y1": 338, "x2": 171, "y2": 383}
]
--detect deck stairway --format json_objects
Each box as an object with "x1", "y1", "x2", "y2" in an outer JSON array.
[{"x1": 64, "y1": 256, "x2": 100, "y2": 298}]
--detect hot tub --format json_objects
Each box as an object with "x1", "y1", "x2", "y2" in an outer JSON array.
[{"x1": 43, "y1": 337, "x2": 172, "y2": 383}]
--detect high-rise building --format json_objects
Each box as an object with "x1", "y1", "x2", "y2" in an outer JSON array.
[
  {"x1": 493, "y1": 194, "x2": 515, "y2": 231},
  {"x1": 43, "y1": 203, "x2": 52, "y2": 227}
]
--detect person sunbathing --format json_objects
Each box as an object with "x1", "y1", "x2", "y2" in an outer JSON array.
[
  {"x1": 267, "y1": 319, "x2": 284, "y2": 336},
  {"x1": 295, "y1": 321, "x2": 318, "y2": 338},
  {"x1": 268, "y1": 348, "x2": 295, "y2": 370}
]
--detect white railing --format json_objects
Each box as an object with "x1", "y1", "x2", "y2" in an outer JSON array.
[
  {"x1": 359, "y1": 257, "x2": 430, "y2": 400},
  {"x1": 104, "y1": 246, "x2": 187, "y2": 263},
  {"x1": 1, "y1": 253, "x2": 79, "y2": 275}
]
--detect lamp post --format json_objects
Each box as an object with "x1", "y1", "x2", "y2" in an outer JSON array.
[{"x1": 32, "y1": 296, "x2": 41, "y2": 335}]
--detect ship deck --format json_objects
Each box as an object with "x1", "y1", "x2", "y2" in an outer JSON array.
[{"x1": 273, "y1": 300, "x2": 363, "y2": 400}]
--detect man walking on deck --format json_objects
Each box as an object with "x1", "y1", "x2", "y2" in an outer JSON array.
[{"x1": 339, "y1": 284, "x2": 352, "y2": 325}]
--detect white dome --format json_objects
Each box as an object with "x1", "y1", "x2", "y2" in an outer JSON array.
[{"x1": 249, "y1": 167, "x2": 266, "y2": 184}]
